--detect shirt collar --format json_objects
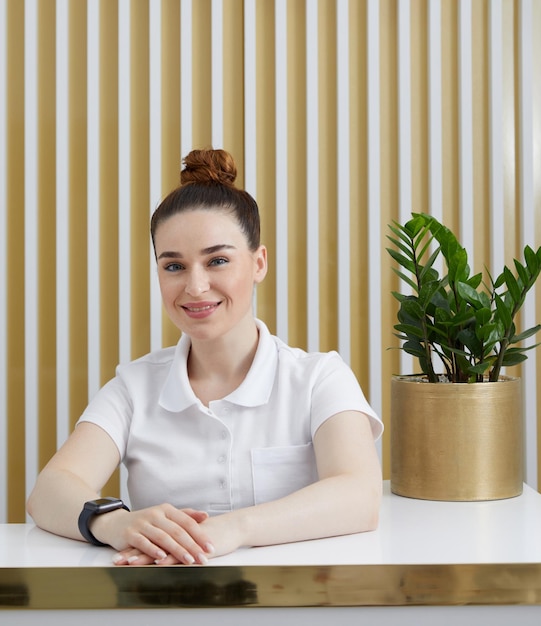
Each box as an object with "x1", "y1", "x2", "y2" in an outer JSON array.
[{"x1": 159, "y1": 319, "x2": 277, "y2": 412}]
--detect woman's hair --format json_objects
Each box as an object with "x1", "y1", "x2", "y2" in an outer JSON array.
[{"x1": 150, "y1": 148, "x2": 261, "y2": 251}]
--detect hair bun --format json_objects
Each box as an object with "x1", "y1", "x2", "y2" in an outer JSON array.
[{"x1": 181, "y1": 148, "x2": 237, "y2": 187}]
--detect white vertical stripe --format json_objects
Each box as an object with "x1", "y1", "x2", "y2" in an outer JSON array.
[
  {"x1": 398, "y1": 0, "x2": 412, "y2": 224},
  {"x1": 24, "y1": 0, "x2": 39, "y2": 508},
  {"x1": 243, "y1": 0, "x2": 258, "y2": 315},
  {"x1": 56, "y1": 0, "x2": 70, "y2": 448},
  {"x1": 397, "y1": 0, "x2": 413, "y2": 375},
  {"x1": 87, "y1": 0, "x2": 101, "y2": 400},
  {"x1": 118, "y1": 0, "x2": 131, "y2": 506},
  {"x1": 275, "y1": 0, "x2": 288, "y2": 342},
  {"x1": 0, "y1": 0, "x2": 8, "y2": 522},
  {"x1": 458, "y1": 0, "x2": 474, "y2": 257},
  {"x1": 180, "y1": 0, "x2": 193, "y2": 158},
  {"x1": 149, "y1": 0, "x2": 163, "y2": 352},
  {"x1": 428, "y1": 0, "x2": 443, "y2": 224},
  {"x1": 489, "y1": 0, "x2": 504, "y2": 275},
  {"x1": 367, "y1": 0, "x2": 382, "y2": 457},
  {"x1": 118, "y1": 0, "x2": 132, "y2": 366},
  {"x1": 336, "y1": 0, "x2": 350, "y2": 363},
  {"x1": 518, "y1": 0, "x2": 537, "y2": 490},
  {"x1": 306, "y1": 0, "x2": 319, "y2": 352},
  {"x1": 243, "y1": 0, "x2": 257, "y2": 197},
  {"x1": 211, "y1": 0, "x2": 224, "y2": 148}
]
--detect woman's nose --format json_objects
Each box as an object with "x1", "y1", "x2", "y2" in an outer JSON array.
[{"x1": 185, "y1": 267, "x2": 210, "y2": 296}]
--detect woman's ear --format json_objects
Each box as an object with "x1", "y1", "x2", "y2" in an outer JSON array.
[{"x1": 254, "y1": 245, "x2": 268, "y2": 284}]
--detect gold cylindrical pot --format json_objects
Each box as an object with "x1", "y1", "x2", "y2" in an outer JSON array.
[{"x1": 390, "y1": 375, "x2": 523, "y2": 501}]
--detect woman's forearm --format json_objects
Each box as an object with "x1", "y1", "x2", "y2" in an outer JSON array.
[{"x1": 203, "y1": 471, "x2": 382, "y2": 555}]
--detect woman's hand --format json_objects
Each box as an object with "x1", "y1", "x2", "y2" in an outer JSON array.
[
  {"x1": 110, "y1": 511, "x2": 245, "y2": 566},
  {"x1": 93, "y1": 504, "x2": 215, "y2": 565}
]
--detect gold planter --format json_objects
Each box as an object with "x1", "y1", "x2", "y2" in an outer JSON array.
[{"x1": 390, "y1": 375, "x2": 523, "y2": 501}]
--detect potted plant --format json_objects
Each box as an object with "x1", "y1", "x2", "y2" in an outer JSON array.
[{"x1": 387, "y1": 213, "x2": 541, "y2": 501}]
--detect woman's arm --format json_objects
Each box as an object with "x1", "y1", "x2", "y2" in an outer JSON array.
[
  {"x1": 205, "y1": 410, "x2": 382, "y2": 550},
  {"x1": 118, "y1": 410, "x2": 381, "y2": 565},
  {"x1": 27, "y1": 423, "x2": 122, "y2": 539},
  {"x1": 27, "y1": 423, "x2": 214, "y2": 564}
]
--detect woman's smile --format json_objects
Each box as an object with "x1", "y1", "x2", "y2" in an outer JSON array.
[{"x1": 181, "y1": 301, "x2": 222, "y2": 319}]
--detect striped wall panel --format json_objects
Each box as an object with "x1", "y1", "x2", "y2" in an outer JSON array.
[{"x1": 1, "y1": 0, "x2": 540, "y2": 522}]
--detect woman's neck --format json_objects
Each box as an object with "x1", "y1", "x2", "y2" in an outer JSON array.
[{"x1": 187, "y1": 319, "x2": 259, "y2": 405}]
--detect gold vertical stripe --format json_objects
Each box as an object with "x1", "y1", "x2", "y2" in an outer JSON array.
[
  {"x1": 286, "y1": 0, "x2": 307, "y2": 350},
  {"x1": 6, "y1": 0, "x2": 25, "y2": 522},
  {"x1": 223, "y1": 0, "x2": 244, "y2": 167},
  {"x1": 37, "y1": 0, "x2": 57, "y2": 471},
  {"x1": 130, "y1": 0, "x2": 151, "y2": 361},
  {"x1": 192, "y1": 0, "x2": 212, "y2": 148},
  {"x1": 318, "y1": 0, "x2": 338, "y2": 353},
  {"x1": 472, "y1": 0, "x2": 490, "y2": 266},
  {"x1": 254, "y1": 0, "x2": 277, "y2": 333},
  {"x1": 410, "y1": 0, "x2": 429, "y2": 215},
  {"x1": 441, "y1": 0, "x2": 459, "y2": 229},
  {"x1": 68, "y1": 0, "x2": 88, "y2": 431}
]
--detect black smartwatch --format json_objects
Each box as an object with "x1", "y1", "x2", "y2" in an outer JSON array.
[{"x1": 77, "y1": 497, "x2": 130, "y2": 546}]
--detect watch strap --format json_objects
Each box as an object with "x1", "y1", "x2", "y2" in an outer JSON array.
[{"x1": 78, "y1": 498, "x2": 130, "y2": 547}]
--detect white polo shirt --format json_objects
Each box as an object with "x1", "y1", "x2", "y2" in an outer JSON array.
[{"x1": 78, "y1": 319, "x2": 383, "y2": 513}]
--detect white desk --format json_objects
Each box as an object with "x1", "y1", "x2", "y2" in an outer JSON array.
[{"x1": 1, "y1": 482, "x2": 541, "y2": 625}]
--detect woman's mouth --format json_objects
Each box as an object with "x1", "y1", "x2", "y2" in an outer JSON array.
[{"x1": 181, "y1": 302, "x2": 220, "y2": 318}]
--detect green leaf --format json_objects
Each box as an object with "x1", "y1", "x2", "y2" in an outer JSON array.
[
  {"x1": 524, "y1": 245, "x2": 540, "y2": 276},
  {"x1": 391, "y1": 268, "x2": 419, "y2": 292},
  {"x1": 399, "y1": 298, "x2": 425, "y2": 320},
  {"x1": 494, "y1": 293, "x2": 513, "y2": 328},
  {"x1": 394, "y1": 323, "x2": 424, "y2": 339},
  {"x1": 456, "y1": 281, "x2": 485, "y2": 309},
  {"x1": 513, "y1": 259, "x2": 529, "y2": 289},
  {"x1": 500, "y1": 351, "x2": 528, "y2": 366},
  {"x1": 510, "y1": 324, "x2": 541, "y2": 344},
  {"x1": 387, "y1": 248, "x2": 416, "y2": 274},
  {"x1": 503, "y1": 266, "x2": 521, "y2": 304}
]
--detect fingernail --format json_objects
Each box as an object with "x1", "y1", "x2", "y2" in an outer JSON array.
[
  {"x1": 127, "y1": 555, "x2": 139, "y2": 564},
  {"x1": 204, "y1": 542, "x2": 215, "y2": 554},
  {"x1": 155, "y1": 550, "x2": 167, "y2": 561},
  {"x1": 198, "y1": 553, "x2": 208, "y2": 565},
  {"x1": 112, "y1": 553, "x2": 124, "y2": 564},
  {"x1": 183, "y1": 553, "x2": 195, "y2": 565}
]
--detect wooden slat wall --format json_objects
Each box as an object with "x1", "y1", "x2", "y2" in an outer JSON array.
[{"x1": 1, "y1": 0, "x2": 540, "y2": 522}]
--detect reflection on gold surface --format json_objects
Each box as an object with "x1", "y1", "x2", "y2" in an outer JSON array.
[{"x1": 1, "y1": 564, "x2": 541, "y2": 610}]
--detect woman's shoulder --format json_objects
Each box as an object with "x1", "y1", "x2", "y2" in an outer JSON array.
[{"x1": 115, "y1": 344, "x2": 178, "y2": 380}]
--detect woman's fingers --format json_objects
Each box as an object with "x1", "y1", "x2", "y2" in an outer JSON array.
[{"x1": 115, "y1": 505, "x2": 215, "y2": 565}]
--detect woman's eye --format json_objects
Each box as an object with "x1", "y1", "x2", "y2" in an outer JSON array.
[
  {"x1": 209, "y1": 257, "x2": 228, "y2": 267},
  {"x1": 164, "y1": 263, "x2": 183, "y2": 272}
]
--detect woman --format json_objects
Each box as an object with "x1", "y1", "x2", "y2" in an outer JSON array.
[{"x1": 27, "y1": 148, "x2": 383, "y2": 566}]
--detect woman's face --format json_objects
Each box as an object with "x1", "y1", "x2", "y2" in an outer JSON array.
[{"x1": 154, "y1": 209, "x2": 267, "y2": 342}]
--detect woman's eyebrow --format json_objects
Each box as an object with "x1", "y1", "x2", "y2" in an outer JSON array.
[{"x1": 157, "y1": 244, "x2": 236, "y2": 260}]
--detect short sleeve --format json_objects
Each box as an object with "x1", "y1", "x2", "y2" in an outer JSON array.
[
  {"x1": 76, "y1": 374, "x2": 132, "y2": 459},
  {"x1": 310, "y1": 352, "x2": 383, "y2": 441}
]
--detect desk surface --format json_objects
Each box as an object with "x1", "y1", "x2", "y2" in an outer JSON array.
[{"x1": 1, "y1": 482, "x2": 541, "y2": 609}]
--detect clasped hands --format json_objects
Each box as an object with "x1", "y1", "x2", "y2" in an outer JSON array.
[{"x1": 92, "y1": 503, "x2": 236, "y2": 566}]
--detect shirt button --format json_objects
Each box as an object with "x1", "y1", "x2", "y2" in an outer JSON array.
[
  {"x1": 222, "y1": 407, "x2": 230, "y2": 415},
  {"x1": 220, "y1": 430, "x2": 228, "y2": 440},
  {"x1": 219, "y1": 480, "x2": 227, "y2": 489},
  {"x1": 217, "y1": 455, "x2": 226, "y2": 464}
]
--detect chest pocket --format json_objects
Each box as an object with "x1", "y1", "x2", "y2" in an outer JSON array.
[{"x1": 251, "y1": 442, "x2": 318, "y2": 505}]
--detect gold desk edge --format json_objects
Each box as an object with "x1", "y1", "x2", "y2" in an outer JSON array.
[{"x1": 2, "y1": 563, "x2": 541, "y2": 610}]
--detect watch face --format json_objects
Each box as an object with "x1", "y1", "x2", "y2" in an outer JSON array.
[{"x1": 85, "y1": 497, "x2": 123, "y2": 513}]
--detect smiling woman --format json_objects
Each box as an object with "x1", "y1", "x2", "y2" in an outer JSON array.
[{"x1": 26, "y1": 148, "x2": 383, "y2": 567}]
